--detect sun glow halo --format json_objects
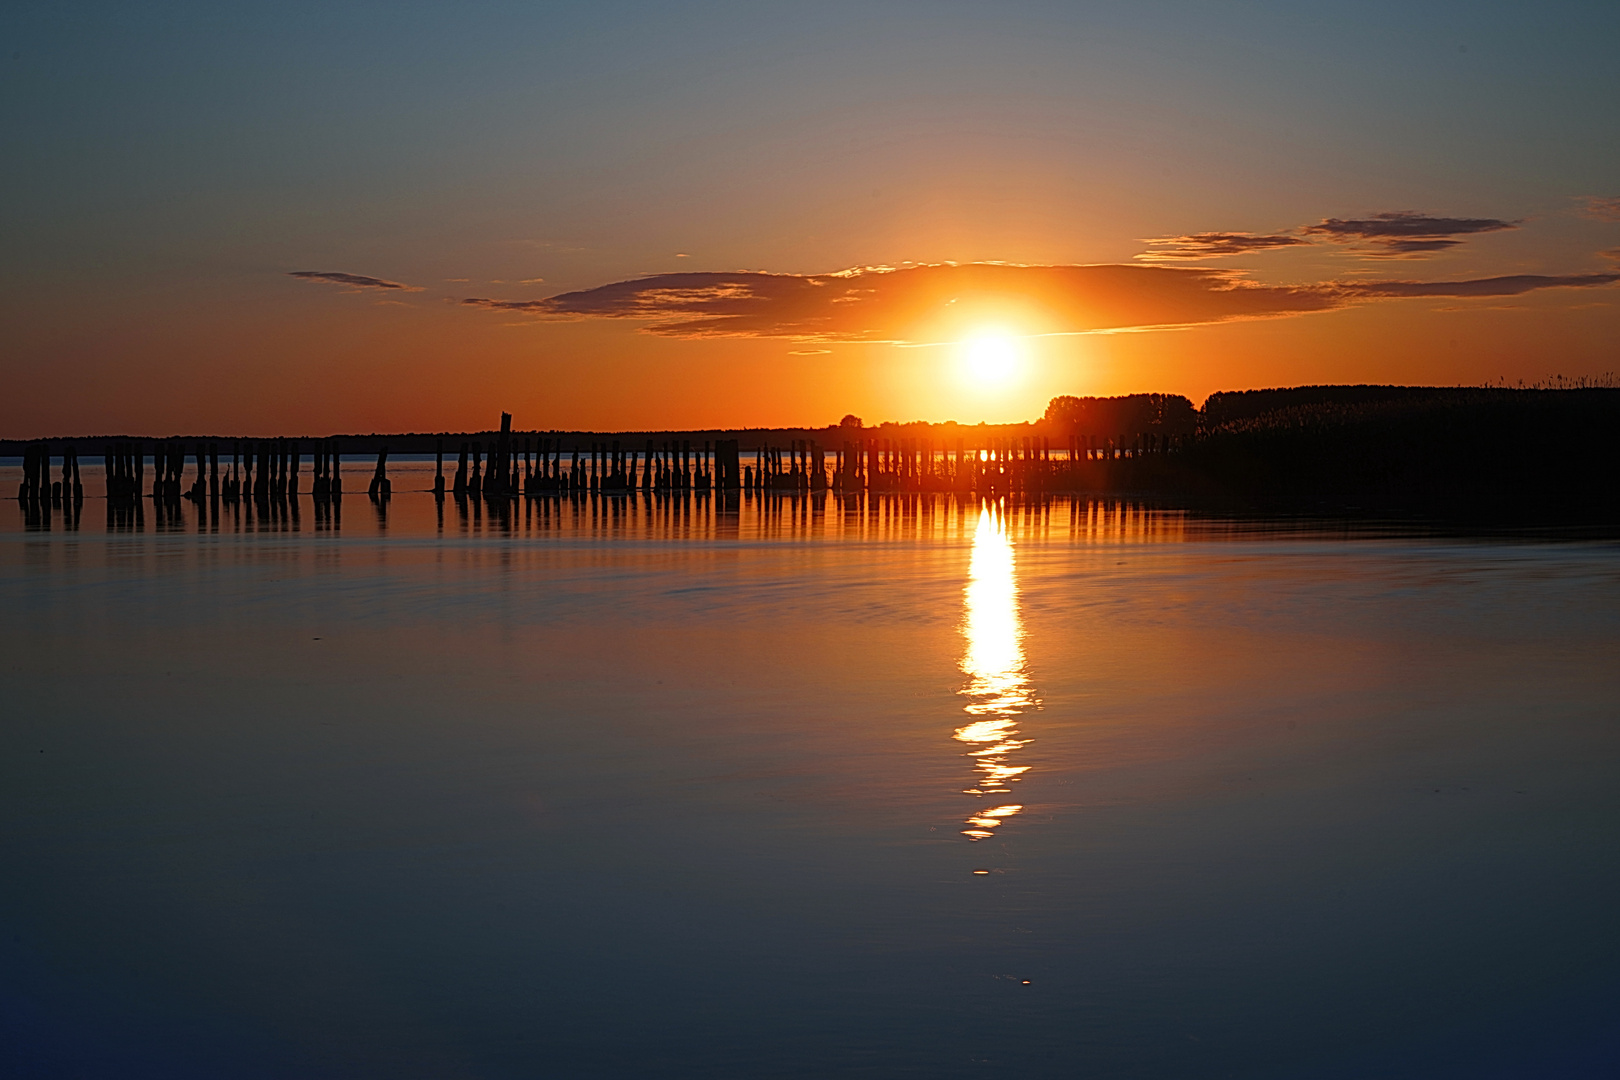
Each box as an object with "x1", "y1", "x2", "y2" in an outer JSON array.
[{"x1": 959, "y1": 332, "x2": 1024, "y2": 389}]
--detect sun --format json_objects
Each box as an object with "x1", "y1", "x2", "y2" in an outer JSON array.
[{"x1": 959, "y1": 331, "x2": 1024, "y2": 388}]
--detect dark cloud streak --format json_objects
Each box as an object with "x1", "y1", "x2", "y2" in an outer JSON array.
[
  {"x1": 1340, "y1": 272, "x2": 1620, "y2": 298},
  {"x1": 1301, "y1": 211, "x2": 1518, "y2": 256},
  {"x1": 460, "y1": 263, "x2": 1620, "y2": 342},
  {"x1": 290, "y1": 270, "x2": 422, "y2": 292}
]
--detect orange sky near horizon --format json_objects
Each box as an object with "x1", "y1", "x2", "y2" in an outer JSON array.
[{"x1": 5, "y1": 271, "x2": 1616, "y2": 439}]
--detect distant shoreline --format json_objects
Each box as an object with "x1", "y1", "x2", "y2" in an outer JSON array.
[{"x1": 8, "y1": 386, "x2": 1619, "y2": 526}]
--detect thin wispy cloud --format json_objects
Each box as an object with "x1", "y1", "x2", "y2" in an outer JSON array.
[
  {"x1": 1340, "y1": 272, "x2": 1620, "y2": 298},
  {"x1": 1582, "y1": 197, "x2": 1620, "y2": 223},
  {"x1": 1300, "y1": 211, "x2": 1519, "y2": 257},
  {"x1": 460, "y1": 262, "x2": 1620, "y2": 342},
  {"x1": 1136, "y1": 232, "x2": 1311, "y2": 262},
  {"x1": 289, "y1": 270, "x2": 422, "y2": 292}
]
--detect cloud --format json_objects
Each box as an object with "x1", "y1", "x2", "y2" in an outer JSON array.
[
  {"x1": 1337, "y1": 272, "x2": 1620, "y2": 298},
  {"x1": 1602, "y1": 248, "x2": 1620, "y2": 265},
  {"x1": 460, "y1": 262, "x2": 1620, "y2": 342},
  {"x1": 289, "y1": 270, "x2": 422, "y2": 291},
  {"x1": 1580, "y1": 197, "x2": 1620, "y2": 223},
  {"x1": 1301, "y1": 211, "x2": 1518, "y2": 256},
  {"x1": 1135, "y1": 210, "x2": 1519, "y2": 262},
  {"x1": 1136, "y1": 232, "x2": 1312, "y2": 261}
]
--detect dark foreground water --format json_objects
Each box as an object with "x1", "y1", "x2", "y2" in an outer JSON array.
[{"x1": 4, "y1": 467, "x2": 1620, "y2": 1079}]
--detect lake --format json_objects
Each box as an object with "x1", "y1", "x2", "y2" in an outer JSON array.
[{"x1": 5, "y1": 463, "x2": 1620, "y2": 1078}]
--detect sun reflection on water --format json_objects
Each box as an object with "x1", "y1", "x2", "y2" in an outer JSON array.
[{"x1": 955, "y1": 501, "x2": 1038, "y2": 840}]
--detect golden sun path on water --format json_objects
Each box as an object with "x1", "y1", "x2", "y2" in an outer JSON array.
[{"x1": 955, "y1": 502, "x2": 1038, "y2": 840}]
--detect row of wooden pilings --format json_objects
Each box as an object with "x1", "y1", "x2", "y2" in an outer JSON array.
[
  {"x1": 426, "y1": 430, "x2": 1184, "y2": 498},
  {"x1": 434, "y1": 415, "x2": 742, "y2": 497},
  {"x1": 15, "y1": 442, "x2": 83, "y2": 503},
  {"x1": 15, "y1": 438, "x2": 349, "y2": 504},
  {"x1": 830, "y1": 433, "x2": 1187, "y2": 494},
  {"x1": 15, "y1": 422, "x2": 1188, "y2": 505}
]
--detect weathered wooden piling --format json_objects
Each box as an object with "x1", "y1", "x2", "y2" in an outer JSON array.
[
  {"x1": 17, "y1": 442, "x2": 41, "y2": 502},
  {"x1": 184, "y1": 443, "x2": 204, "y2": 501},
  {"x1": 368, "y1": 447, "x2": 390, "y2": 498},
  {"x1": 487, "y1": 412, "x2": 512, "y2": 497}
]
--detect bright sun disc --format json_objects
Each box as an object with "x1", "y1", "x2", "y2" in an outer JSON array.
[{"x1": 960, "y1": 333, "x2": 1023, "y2": 387}]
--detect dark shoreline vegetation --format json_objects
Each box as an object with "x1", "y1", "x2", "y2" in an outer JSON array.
[
  {"x1": 1112, "y1": 385, "x2": 1620, "y2": 526},
  {"x1": 6, "y1": 385, "x2": 1619, "y2": 527}
]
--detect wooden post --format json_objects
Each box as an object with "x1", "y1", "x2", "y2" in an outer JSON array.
[
  {"x1": 715, "y1": 439, "x2": 740, "y2": 489},
  {"x1": 368, "y1": 447, "x2": 390, "y2": 497},
  {"x1": 494, "y1": 412, "x2": 512, "y2": 496}
]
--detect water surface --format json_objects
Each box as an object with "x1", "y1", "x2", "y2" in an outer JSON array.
[{"x1": 4, "y1": 475, "x2": 1620, "y2": 1078}]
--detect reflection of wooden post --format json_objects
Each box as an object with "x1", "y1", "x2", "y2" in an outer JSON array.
[{"x1": 435, "y1": 439, "x2": 446, "y2": 496}]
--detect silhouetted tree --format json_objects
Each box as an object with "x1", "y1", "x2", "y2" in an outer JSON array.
[{"x1": 1044, "y1": 394, "x2": 1195, "y2": 437}]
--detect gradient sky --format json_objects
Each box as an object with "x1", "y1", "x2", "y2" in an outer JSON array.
[{"x1": 4, "y1": 1, "x2": 1619, "y2": 436}]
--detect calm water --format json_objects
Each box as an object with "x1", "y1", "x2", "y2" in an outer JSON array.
[{"x1": 5, "y1": 464, "x2": 1620, "y2": 1078}]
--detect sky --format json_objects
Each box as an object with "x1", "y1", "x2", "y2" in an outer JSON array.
[{"x1": 4, "y1": 0, "x2": 1619, "y2": 436}]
